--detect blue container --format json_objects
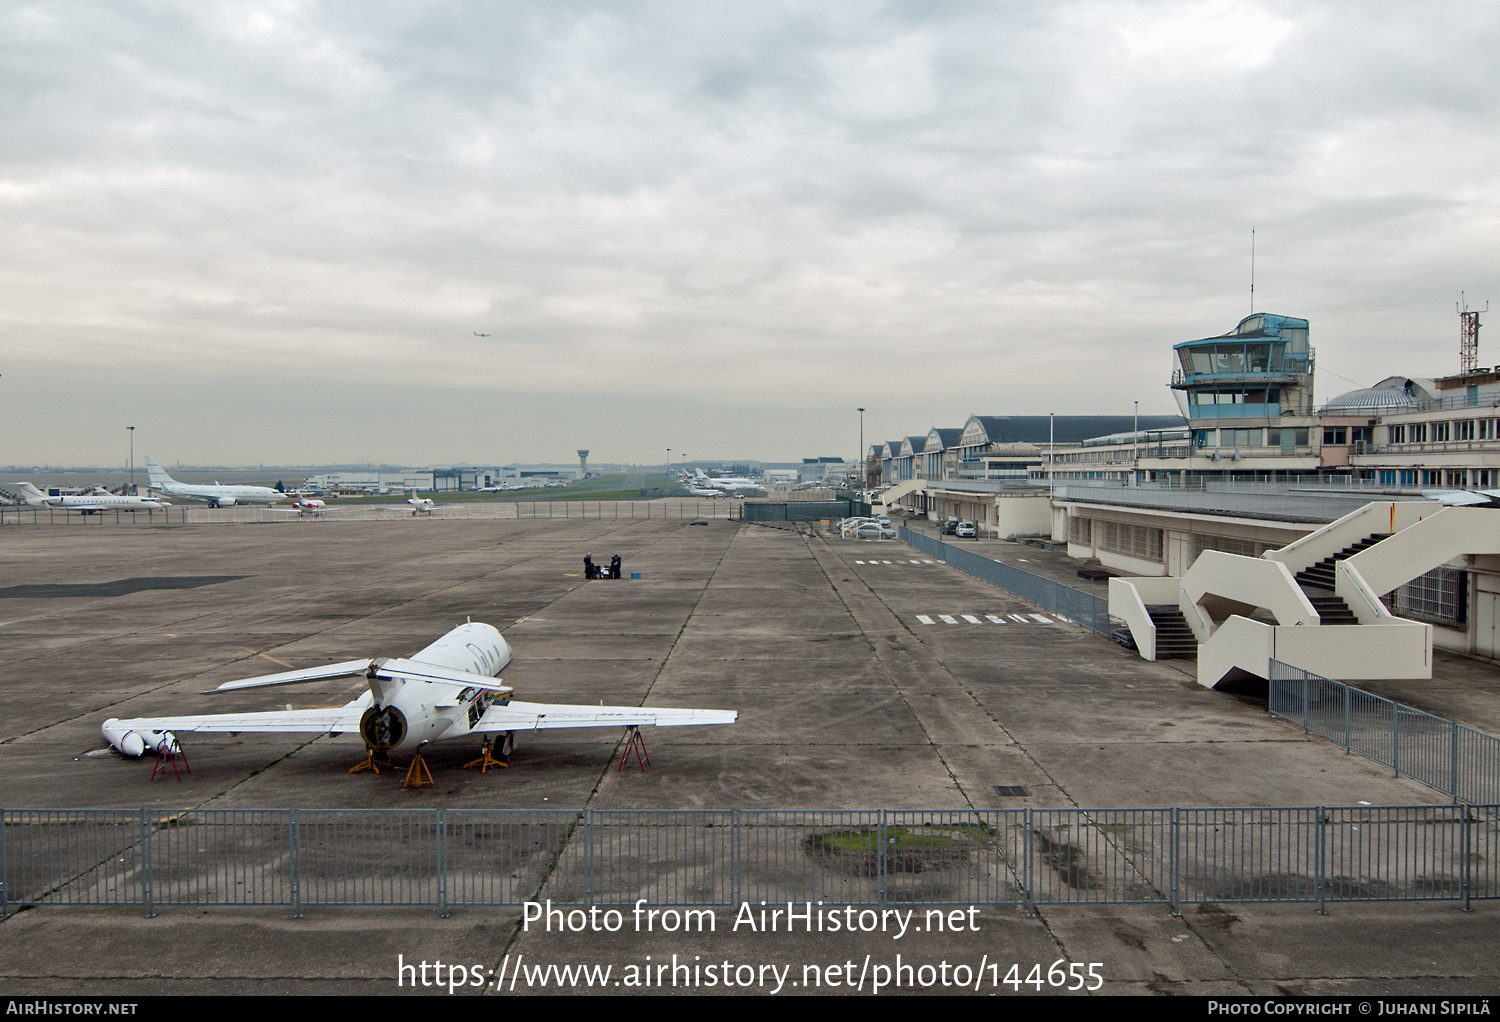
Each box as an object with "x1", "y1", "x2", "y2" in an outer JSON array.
[{"x1": 630, "y1": 572, "x2": 641, "y2": 579}]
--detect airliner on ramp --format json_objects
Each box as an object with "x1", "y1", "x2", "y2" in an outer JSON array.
[{"x1": 145, "y1": 456, "x2": 286, "y2": 508}]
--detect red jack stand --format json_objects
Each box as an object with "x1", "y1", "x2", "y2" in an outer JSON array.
[
  {"x1": 150, "y1": 742, "x2": 190, "y2": 781},
  {"x1": 617, "y1": 726, "x2": 650, "y2": 773}
]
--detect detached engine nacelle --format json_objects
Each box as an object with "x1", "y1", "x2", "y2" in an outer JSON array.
[{"x1": 101, "y1": 718, "x2": 178, "y2": 757}]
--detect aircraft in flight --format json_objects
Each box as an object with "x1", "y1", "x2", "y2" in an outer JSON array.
[
  {"x1": 145, "y1": 457, "x2": 286, "y2": 508},
  {"x1": 100, "y1": 621, "x2": 736, "y2": 778},
  {"x1": 474, "y1": 332, "x2": 491, "y2": 337},
  {"x1": 16, "y1": 482, "x2": 170, "y2": 513}
]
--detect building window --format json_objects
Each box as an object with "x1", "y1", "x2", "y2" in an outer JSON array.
[
  {"x1": 1221, "y1": 428, "x2": 1262, "y2": 447},
  {"x1": 1457, "y1": 420, "x2": 1475, "y2": 441},
  {"x1": 1069, "y1": 517, "x2": 1092, "y2": 546},
  {"x1": 1411, "y1": 423, "x2": 1428, "y2": 443},
  {"x1": 1192, "y1": 534, "x2": 1261, "y2": 559},
  {"x1": 1322, "y1": 426, "x2": 1347, "y2": 445},
  {"x1": 1350, "y1": 427, "x2": 1372, "y2": 446},
  {"x1": 1097, "y1": 521, "x2": 1164, "y2": 562},
  {"x1": 1394, "y1": 567, "x2": 1466, "y2": 629},
  {"x1": 1389, "y1": 424, "x2": 1406, "y2": 444},
  {"x1": 1432, "y1": 421, "x2": 1451, "y2": 443},
  {"x1": 1422, "y1": 469, "x2": 1442, "y2": 486}
]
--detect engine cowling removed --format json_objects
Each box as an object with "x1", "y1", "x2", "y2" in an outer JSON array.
[{"x1": 360, "y1": 705, "x2": 408, "y2": 750}]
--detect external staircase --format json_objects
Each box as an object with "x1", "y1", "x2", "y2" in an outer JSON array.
[{"x1": 1110, "y1": 501, "x2": 1500, "y2": 688}]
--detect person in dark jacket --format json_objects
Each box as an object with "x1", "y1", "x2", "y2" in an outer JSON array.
[
  {"x1": 610, "y1": 554, "x2": 622, "y2": 579},
  {"x1": 584, "y1": 553, "x2": 596, "y2": 579}
]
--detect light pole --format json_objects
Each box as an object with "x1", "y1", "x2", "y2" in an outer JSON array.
[
  {"x1": 128, "y1": 426, "x2": 135, "y2": 494},
  {"x1": 857, "y1": 407, "x2": 865, "y2": 493},
  {"x1": 1048, "y1": 412, "x2": 1054, "y2": 497},
  {"x1": 666, "y1": 448, "x2": 670, "y2": 478},
  {"x1": 1133, "y1": 400, "x2": 1139, "y2": 487}
]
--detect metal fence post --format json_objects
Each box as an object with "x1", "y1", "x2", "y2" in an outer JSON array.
[
  {"x1": 1394, "y1": 709, "x2": 1400, "y2": 777},
  {"x1": 142, "y1": 808, "x2": 154, "y2": 918},
  {"x1": 584, "y1": 810, "x2": 594, "y2": 906},
  {"x1": 877, "y1": 810, "x2": 887, "y2": 909},
  {"x1": 289, "y1": 809, "x2": 301, "y2": 919},
  {"x1": 437, "y1": 809, "x2": 448, "y2": 919},
  {"x1": 1169, "y1": 808, "x2": 1180, "y2": 917},
  {"x1": 1, "y1": 808, "x2": 7, "y2": 919},
  {"x1": 1315, "y1": 807, "x2": 1326, "y2": 915},
  {"x1": 1344, "y1": 685, "x2": 1351, "y2": 754},
  {"x1": 1451, "y1": 721, "x2": 1460, "y2": 803},
  {"x1": 1023, "y1": 808, "x2": 1033, "y2": 915},
  {"x1": 1460, "y1": 805, "x2": 1471, "y2": 913},
  {"x1": 1302, "y1": 674, "x2": 1309, "y2": 734},
  {"x1": 730, "y1": 809, "x2": 740, "y2": 909}
]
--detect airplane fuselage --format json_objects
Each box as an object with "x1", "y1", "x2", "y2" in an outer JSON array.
[{"x1": 361, "y1": 623, "x2": 514, "y2": 753}]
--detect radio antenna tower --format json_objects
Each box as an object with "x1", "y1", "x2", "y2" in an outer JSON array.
[
  {"x1": 1459, "y1": 293, "x2": 1487, "y2": 374},
  {"x1": 1250, "y1": 226, "x2": 1255, "y2": 316}
]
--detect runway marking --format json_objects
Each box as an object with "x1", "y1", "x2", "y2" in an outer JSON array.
[
  {"x1": 916, "y1": 615, "x2": 935, "y2": 625},
  {"x1": 938, "y1": 614, "x2": 959, "y2": 624},
  {"x1": 985, "y1": 615, "x2": 1006, "y2": 624},
  {"x1": 961, "y1": 614, "x2": 981, "y2": 624}
]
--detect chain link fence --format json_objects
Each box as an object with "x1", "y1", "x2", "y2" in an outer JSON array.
[
  {"x1": 0, "y1": 500, "x2": 743, "y2": 527},
  {"x1": 898, "y1": 527, "x2": 1111, "y2": 635},
  {"x1": 1270, "y1": 661, "x2": 1500, "y2": 806},
  {"x1": 5, "y1": 805, "x2": 1494, "y2": 916}
]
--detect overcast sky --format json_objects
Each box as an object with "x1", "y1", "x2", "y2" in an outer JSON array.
[{"x1": 4, "y1": 1, "x2": 1498, "y2": 467}]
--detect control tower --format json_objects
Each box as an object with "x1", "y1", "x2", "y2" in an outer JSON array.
[{"x1": 577, "y1": 450, "x2": 589, "y2": 479}]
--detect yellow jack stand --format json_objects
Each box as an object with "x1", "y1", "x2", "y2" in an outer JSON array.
[
  {"x1": 402, "y1": 753, "x2": 435, "y2": 789},
  {"x1": 464, "y1": 737, "x2": 509, "y2": 772},
  {"x1": 349, "y1": 750, "x2": 388, "y2": 774}
]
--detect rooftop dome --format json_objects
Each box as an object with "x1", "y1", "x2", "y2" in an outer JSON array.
[{"x1": 1320, "y1": 386, "x2": 1419, "y2": 413}]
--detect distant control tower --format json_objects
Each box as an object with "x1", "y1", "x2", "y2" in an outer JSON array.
[{"x1": 577, "y1": 450, "x2": 589, "y2": 479}]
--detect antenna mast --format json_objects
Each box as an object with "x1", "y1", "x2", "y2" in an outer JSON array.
[
  {"x1": 1459, "y1": 292, "x2": 1487, "y2": 374},
  {"x1": 1250, "y1": 226, "x2": 1255, "y2": 316}
]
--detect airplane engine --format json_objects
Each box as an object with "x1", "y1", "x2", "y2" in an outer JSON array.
[
  {"x1": 216, "y1": 497, "x2": 237, "y2": 506},
  {"x1": 101, "y1": 719, "x2": 178, "y2": 757},
  {"x1": 360, "y1": 705, "x2": 408, "y2": 750}
]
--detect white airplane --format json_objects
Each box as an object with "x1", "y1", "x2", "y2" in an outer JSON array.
[
  {"x1": 145, "y1": 456, "x2": 286, "y2": 508},
  {"x1": 687, "y1": 486, "x2": 727, "y2": 498},
  {"x1": 16, "y1": 482, "x2": 170, "y2": 514},
  {"x1": 693, "y1": 470, "x2": 762, "y2": 495},
  {"x1": 286, "y1": 497, "x2": 327, "y2": 517},
  {"x1": 100, "y1": 621, "x2": 736, "y2": 776},
  {"x1": 407, "y1": 491, "x2": 438, "y2": 515}
]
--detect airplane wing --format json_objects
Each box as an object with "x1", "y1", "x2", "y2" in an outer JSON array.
[
  {"x1": 107, "y1": 703, "x2": 366, "y2": 735},
  {"x1": 474, "y1": 700, "x2": 736, "y2": 731},
  {"x1": 213, "y1": 659, "x2": 376, "y2": 691},
  {"x1": 212, "y1": 657, "x2": 512, "y2": 694}
]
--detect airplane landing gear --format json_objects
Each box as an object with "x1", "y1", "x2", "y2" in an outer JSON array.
[
  {"x1": 464, "y1": 732, "x2": 513, "y2": 772},
  {"x1": 349, "y1": 749, "x2": 391, "y2": 774}
]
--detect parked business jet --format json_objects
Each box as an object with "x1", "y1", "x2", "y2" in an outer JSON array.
[
  {"x1": 288, "y1": 497, "x2": 327, "y2": 517},
  {"x1": 407, "y1": 492, "x2": 438, "y2": 515},
  {"x1": 16, "y1": 482, "x2": 170, "y2": 514},
  {"x1": 101, "y1": 621, "x2": 736, "y2": 775},
  {"x1": 144, "y1": 457, "x2": 286, "y2": 508}
]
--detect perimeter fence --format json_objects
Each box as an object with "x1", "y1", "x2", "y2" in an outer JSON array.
[
  {"x1": 1269, "y1": 661, "x2": 1500, "y2": 806},
  {"x1": 4, "y1": 805, "x2": 1495, "y2": 917},
  {"x1": 0, "y1": 500, "x2": 743, "y2": 527},
  {"x1": 898, "y1": 526, "x2": 1111, "y2": 635}
]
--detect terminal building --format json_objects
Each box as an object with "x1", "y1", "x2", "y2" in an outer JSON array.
[{"x1": 873, "y1": 309, "x2": 1500, "y2": 665}]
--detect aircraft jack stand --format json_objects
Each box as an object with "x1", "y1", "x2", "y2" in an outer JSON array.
[
  {"x1": 617, "y1": 726, "x2": 650, "y2": 773},
  {"x1": 464, "y1": 736, "x2": 510, "y2": 772},
  {"x1": 403, "y1": 753, "x2": 435, "y2": 790},
  {"x1": 150, "y1": 744, "x2": 190, "y2": 781},
  {"x1": 349, "y1": 750, "x2": 390, "y2": 775}
]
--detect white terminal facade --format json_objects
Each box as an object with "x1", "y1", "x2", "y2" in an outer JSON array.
[{"x1": 874, "y1": 311, "x2": 1500, "y2": 661}]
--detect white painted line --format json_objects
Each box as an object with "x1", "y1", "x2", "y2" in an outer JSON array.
[
  {"x1": 939, "y1": 614, "x2": 959, "y2": 624},
  {"x1": 882, "y1": 560, "x2": 893, "y2": 564},
  {"x1": 1030, "y1": 614, "x2": 1052, "y2": 624},
  {"x1": 923, "y1": 560, "x2": 935, "y2": 564},
  {"x1": 985, "y1": 615, "x2": 1006, "y2": 624},
  {"x1": 855, "y1": 560, "x2": 865, "y2": 564},
  {"x1": 916, "y1": 615, "x2": 935, "y2": 625},
  {"x1": 961, "y1": 614, "x2": 981, "y2": 624},
  {"x1": 1009, "y1": 614, "x2": 1029, "y2": 623},
  {"x1": 1053, "y1": 615, "x2": 1070, "y2": 622},
  {"x1": 910, "y1": 560, "x2": 922, "y2": 564}
]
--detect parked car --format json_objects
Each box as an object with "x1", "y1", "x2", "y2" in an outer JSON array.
[
  {"x1": 942, "y1": 519, "x2": 959, "y2": 536},
  {"x1": 846, "y1": 522, "x2": 896, "y2": 540},
  {"x1": 955, "y1": 521, "x2": 977, "y2": 538}
]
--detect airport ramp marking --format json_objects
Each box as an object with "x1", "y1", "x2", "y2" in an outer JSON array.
[
  {"x1": 938, "y1": 614, "x2": 959, "y2": 624},
  {"x1": 985, "y1": 614, "x2": 1006, "y2": 624},
  {"x1": 961, "y1": 614, "x2": 981, "y2": 624},
  {"x1": 1008, "y1": 614, "x2": 1028, "y2": 623},
  {"x1": 1029, "y1": 614, "x2": 1053, "y2": 624},
  {"x1": 916, "y1": 615, "x2": 935, "y2": 625}
]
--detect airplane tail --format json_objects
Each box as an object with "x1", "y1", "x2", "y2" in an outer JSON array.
[
  {"x1": 144, "y1": 456, "x2": 176, "y2": 490},
  {"x1": 17, "y1": 482, "x2": 47, "y2": 504}
]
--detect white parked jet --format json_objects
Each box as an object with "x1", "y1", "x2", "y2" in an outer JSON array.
[
  {"x1": 145, "y1": 456, "x2": 286, "y2": 508},
  {"x1": 407, "y1": 492, "x2": 438, "y2": 515},
  {"x1": 16, "y1": 482, "x2": 170, "y2": 514},
  {"x1": 101, "y1": 621, "x2": 736, "y2": 776}
]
